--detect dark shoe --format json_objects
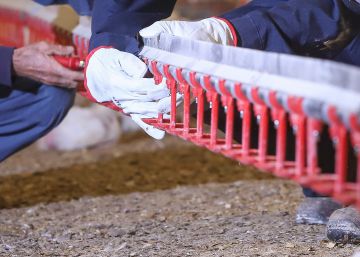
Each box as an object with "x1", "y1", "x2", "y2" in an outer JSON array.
[
  {"x1": 326, "y1": 207, "x2": 360, "y2": 244},
  {"x1": 296, "y1": 197, "x2": 343, "y2": 225}
]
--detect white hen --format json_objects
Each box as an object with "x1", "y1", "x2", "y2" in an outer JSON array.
[{"x1": 37, "y1": 105, "x2": 122, "y2": 151}]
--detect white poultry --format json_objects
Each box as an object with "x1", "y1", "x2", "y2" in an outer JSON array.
[{"x1": 37, "y1": 105, "x2": 125, "y2": 151}]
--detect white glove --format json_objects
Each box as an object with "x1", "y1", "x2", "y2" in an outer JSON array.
[
  {"x1": 114, "y1": 86, "x2": 182, "y2": 116},
  {"x1": 85, "y1": 47, "x2": 168, "y2": 103},
  {"x1": 139, "y1": 17, "x2": 236, "y2": 46},
  {"x1": 112, "y1": 87, "x2": 183, "y2": 140},
  {"x1": 85, "y1": 47, "x2": 182, "y2": 139}
]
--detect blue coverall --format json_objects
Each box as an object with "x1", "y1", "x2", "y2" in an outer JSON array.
[{"x1": 0, "y1": 0, "x2": 359, "y2": 161}]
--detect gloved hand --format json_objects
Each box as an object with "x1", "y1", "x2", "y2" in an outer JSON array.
[
  {"x1": 139, "y1": 17, "x2": 236, "y2": 46},
  {"x1": 85, "y1": 47, "x2": 181, "y2": 139},
  {"x1": 85, "y1": 47, "x2": 168, "y2": 102},
  {"x1": 113, "y1": 80, "x2": 183, "y2": 139}
]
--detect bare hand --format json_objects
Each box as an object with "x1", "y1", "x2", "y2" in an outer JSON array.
[{"x1": 12, "y1": 42, "x2": 84, "y2": 89}]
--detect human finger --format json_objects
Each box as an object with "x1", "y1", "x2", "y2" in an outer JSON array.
[{"x1": 46, "y1": 45, "x2": 75, "y2": 56}]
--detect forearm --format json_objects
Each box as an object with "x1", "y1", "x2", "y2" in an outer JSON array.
[
  {"x1": 0, "y1": 46, "x2": 15, "y2": 87},
  {"x1": 219, "y1": 0, "x2": 288, "y2": 20},
  {"x1": 221, "y1": 0, "x2": 360, "y2": 57},
  {"x1": 343, "y1": 0, "x2": 360, "y2": 14},
  {"x1": 90, "y1": 0, "x2": 176, "y2": 55},
  {"x1": 34, "y1": 0, "x2": 93, "y2": 15}
]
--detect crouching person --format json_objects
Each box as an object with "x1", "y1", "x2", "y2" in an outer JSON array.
[
  {"x1": 137, "y1": 0, "x2": 360, "y2": 244},
  {"x1": 0, "y1": 42, "x2": 83, "y2": 161}
]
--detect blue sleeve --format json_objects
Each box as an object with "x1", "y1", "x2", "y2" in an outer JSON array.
[
  {"x1": 221, "y1": 0, "x2": 360, "y2": 56},
  {"x1": 89, "y1": 0, "x2": 176, "y2": 55},
  {"x1": 0, "y1": 46, "x2": 14, "y2": 87},
  {"x1": 219, "y1": 0, "x2": 289, "y2": 19},
  {"x1": 34, "y1": 0, "x2": 93, "y2": 16},
  {"x1": 343, "y1": 0, "x2": 360, "y2": 14}
]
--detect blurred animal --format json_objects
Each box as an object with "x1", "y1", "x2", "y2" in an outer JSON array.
[{"x1": 37, "y1": 105, "x2": 139, "y2": 151}]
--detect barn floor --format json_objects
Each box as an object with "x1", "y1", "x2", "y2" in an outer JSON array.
[{"x1": 0, "y1": 133, "x2": 358, "y2": 257}]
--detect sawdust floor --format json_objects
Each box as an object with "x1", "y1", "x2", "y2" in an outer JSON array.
[{"x1": 0, "y1": 133, "x2": 358, "y2": 256}]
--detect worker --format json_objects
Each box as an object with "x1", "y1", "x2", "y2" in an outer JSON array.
[
  {"x1": 0, "y1": 41, "x2": 83, "y2": 161},
  {"x1": 137, "y1": 0, "x2": 360, "y2": 244},
  {"x1": 2, "y1": 0, "x2": 359, "y2": 243},
  {"x1": 80, "y1": 0, "x2": 360, "y2": 138},
  {"x1": 83, "y1": 0, "x2": 360, "y2": 244}
]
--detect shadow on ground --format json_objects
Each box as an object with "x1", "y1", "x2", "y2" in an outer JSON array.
[{"x1": 0, "y1": 145, "x2": 273, "y2": 209}]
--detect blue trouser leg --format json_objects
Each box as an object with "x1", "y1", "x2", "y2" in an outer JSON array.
[
  {"x1": 302, "y1": 187, "x2": 323, "y2": 197},
  {"x1": 0, "y1": 78, "x2": 75, "y2": 162}
]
